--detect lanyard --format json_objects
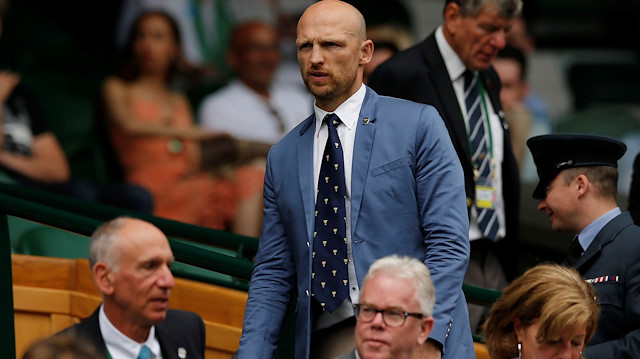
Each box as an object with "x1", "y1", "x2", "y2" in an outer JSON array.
[{"x1": 466, "y1": 75, "x2": 494, "y2": 160}]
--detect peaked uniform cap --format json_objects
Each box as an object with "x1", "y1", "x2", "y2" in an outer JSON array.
[{"x1": 526, "y1": 133, "x2": 627, "y2": 199}]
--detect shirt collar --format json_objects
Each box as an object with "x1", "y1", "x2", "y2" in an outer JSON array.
[
  {"x1": 435, "y1": 25, "x2": 469, "y2": 83},
  {"x1": 313, "y1": 83, "x2": 365, "y2": 136},
  {"x1": 99, "y1": 305, "x2": 162, "y2": 358},
  {"x1": 578, "y1": 207, "x2": 621, "y2": 251}
]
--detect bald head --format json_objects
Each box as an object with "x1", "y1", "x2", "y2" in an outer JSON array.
[
  {"x1": 89, "y1": 217, "x2": 169, "y2": 271},
  {"x1": 298, "y1": 0, "x2": 367, "y2": 42},
  {"x1": 296, "y1": 0, "x2": 373, "y2": 111}
]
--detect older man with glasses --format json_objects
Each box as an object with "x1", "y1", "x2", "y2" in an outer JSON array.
[{"x1": 336, "y1": 255, "x2": 435, "y2": 359}]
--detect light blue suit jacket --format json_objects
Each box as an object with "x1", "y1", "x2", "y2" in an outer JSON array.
[{"x1": 238, "y1": 87, "x2": 474, "y2": 359}]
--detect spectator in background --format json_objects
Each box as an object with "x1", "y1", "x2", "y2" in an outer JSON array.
[
  {"x1": 368, "y1": 0, "x2": 523, "y2": 334},
  {"x1": 116, "y1": 0, "x2": 236, "y2": 91},
  {"x1": 102, "y1": 10, "x2": 264, "y2": 237},
  {"x1": 493, "y1": 44, "x2": 532, "y2": 168},
  {"x1": 363, "y1": 41, "x2": 398, "y2": 85},
  {"x1": 0, "y1": 0, "x2": 152, "y2": 213},
  {"x1": 628, "y1": 152, "x2": 640, "y2": 225},
  {"x1": 55, "y1": 217, "x2": 205, "y2": 359},
  {"x1": 338, "y1": 255, "x2": 435, "y2": 359},
  {"x1": 198, "y1": 21, "x2": 312, "y2": 149},
  {"x1": 484, "y1": 263, "x2": 599, "y2": 359},
  {"x1": 22, "y1": 333, "x2": 100, "y2": 359},
  {"x1": 527, "y1": 134, "x2": 640, "y2": 358},
  {"x1": 506, "y1": 15, "x2": 553, "y2": 132}
]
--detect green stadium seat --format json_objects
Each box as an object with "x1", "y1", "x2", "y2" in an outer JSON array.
[{"x1": 16, "y1": 226, "x2": 89, "y2": 259}]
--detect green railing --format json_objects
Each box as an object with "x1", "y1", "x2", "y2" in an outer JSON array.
[{"x1": 0, "y1": 183, "x2": 502, "y2": 357}]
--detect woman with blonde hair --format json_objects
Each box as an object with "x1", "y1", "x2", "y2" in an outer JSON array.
[{"x1": 484, "y1": 263, "x2": 599, "y2": 359}]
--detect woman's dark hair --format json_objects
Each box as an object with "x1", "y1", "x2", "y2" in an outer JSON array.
[{"x1": 117, "y1": 10, "x2": 182, "y2": 83}]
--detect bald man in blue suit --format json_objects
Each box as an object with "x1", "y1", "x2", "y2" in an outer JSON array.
[{"x1": 238, "y1": 2, "x2": 473, "y2": 359}]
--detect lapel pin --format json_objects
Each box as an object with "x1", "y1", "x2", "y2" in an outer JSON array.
[
  {"x1": 178, "y1": 347, "x2": 187, "y2": 358},
  {"x1": 362, "y1": 117, "x2": 370, "y2": 125}
]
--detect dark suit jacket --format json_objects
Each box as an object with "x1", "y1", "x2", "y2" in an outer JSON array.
[
  {"x1": 368, "y1": 32, "x2": 521, "y2": 279},
  {"x1": 61, "y1": 307, "x2": 205, "y2": 359},
  {"x1": 573, "y1": 212, "x2": 640, "y2": 358}
]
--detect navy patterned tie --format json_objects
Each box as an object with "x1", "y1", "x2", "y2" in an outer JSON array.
[
  {"x1": 312, "y1": 113, "x2": 349, "y2": 312},
  {"x1": 464, "y1": 70, "x2": 499, "y2": 241}
]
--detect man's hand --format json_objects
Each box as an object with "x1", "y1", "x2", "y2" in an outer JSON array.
[{"x1": 412, "y1": 338, "x2": 442, "y2": 359}]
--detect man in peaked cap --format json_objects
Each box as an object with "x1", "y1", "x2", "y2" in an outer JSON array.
[{"x1": 527, "y1": 133, "x2": 640, "y2": 358}]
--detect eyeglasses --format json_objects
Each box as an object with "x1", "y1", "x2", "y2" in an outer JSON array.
[{"x1": 353, "y1": 304, "x2": 424, "y2": 328}]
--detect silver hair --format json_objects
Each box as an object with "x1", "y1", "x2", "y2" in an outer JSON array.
[
  {"x1": 446, "y1": 0, "x2": 522, "y2": 18},
  {"x1": 88, "y1": 217, "x2": 131, "y2": 271},
  {"x1": 362, "y1": 255, "x2": 436, "y2": 316}
]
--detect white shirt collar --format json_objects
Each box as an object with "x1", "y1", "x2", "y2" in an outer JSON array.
[
  {"x1": 313, "y1": 83, "x2": 366, "y2": 135},
  {"x1": 99, "y1": 305, "x2": 162, "y2": 359},
  {"x1": 435, "y1": 25, "x2": 469, "y2": 82}
]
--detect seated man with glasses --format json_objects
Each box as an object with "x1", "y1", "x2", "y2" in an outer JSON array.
[{"x1": 337, "y1": 255, "x2": 435, "y2": 359}]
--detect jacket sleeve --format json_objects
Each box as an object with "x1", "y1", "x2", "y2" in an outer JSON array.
[
  {"x1": 237, "y1": 151, "x2": 297, "y2": 358},
  {"x1": 414, "y1": 105, "x2": 470, "y2": 347}
]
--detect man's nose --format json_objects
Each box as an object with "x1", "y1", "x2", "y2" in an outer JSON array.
[
  {"x1": 537, "y1": 199, "x2": 547, "y2": 211},
  {"x1": 158, "y1": 264, "x2": 175, "y2": 289},
  {"x1": 490, "y1": 30, "x2": 507, "y2": 49},
  {"x1": 310, "y1": 45, "x2": 324, "y2": 65}
]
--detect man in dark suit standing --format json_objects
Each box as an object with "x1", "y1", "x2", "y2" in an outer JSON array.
[
  {"x1": 368, "y1": 0, "x2": 522, "y2": 332},
  {"x1": 528, "y1": 133, "x2": 640, "y2": 358},
  {"x1": 238, "y1": 1, "x2": 473, "y2": 358},
  {"x1": 60, "y1": 217, "x2": 205, "y2": 359}
]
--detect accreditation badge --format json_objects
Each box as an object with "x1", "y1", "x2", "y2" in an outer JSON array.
[{"x1": 475, "y1": 177, "x2": 497, "y2": 209}]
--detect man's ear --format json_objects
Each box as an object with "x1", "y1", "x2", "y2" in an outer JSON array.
[
  {"x1": 359, "y1": 39, "x2": 374, "y2": 65},
  {"x1": 575, "y1": 174, "x2": 589, "y2": 198},
  {"x1": 443, "y1": 2, "x2": 462, "y2": 36},
  {"x1": 93, "y1": 262, "x2": 115, "y2": 296},
  {"x1": 417, "y1": 316, "x2": 436, "y2": 345}
]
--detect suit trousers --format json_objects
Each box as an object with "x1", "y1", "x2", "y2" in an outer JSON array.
[
  {"x1": 464, "y1": 239, "x2": 508, "y2": 334},
  {"x1": 310, "y1": 316, "x2": 356, "y2": 359}
]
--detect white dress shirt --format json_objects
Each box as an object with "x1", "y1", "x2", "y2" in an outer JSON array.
[
  {"x1": 198, "y1": 79, "x2": 313, "y2": 144},
  {"x1": 435, "y1": 26, "x2": 506, "y2": 241},
  {"x1": 99, "y1": 305, "x2": 163, "y2": 359},
  {"x1": 312, "y1": 83, "x2": 366, "y2": 330}
]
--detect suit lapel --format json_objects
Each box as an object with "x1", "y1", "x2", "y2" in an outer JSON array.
[
  {"x1": 421, "y1": 36, "x2": 471, "y2": 166},
  {"x1": 298, "y1": 116, "x2": 318, "y2": 244},
  {"x1": 479, "y1": 69, "x2": 508, "y2": 130},
  {"x1": 350, "y1": 88, "x2": 377, "y2": 237}
]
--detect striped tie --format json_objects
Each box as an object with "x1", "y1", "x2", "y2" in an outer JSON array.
[
  {"x1": 311, "y1": 113, "x2": 349, "y2": 313},
  {"x1": 464, "y1": 70, "x2": 499, "y2": 241}
]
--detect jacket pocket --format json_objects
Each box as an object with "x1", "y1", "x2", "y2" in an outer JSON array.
[
  {"x1": 371, "y1": 156, "x2": 412, "y2": 177},
  {"x1": 593, "y1": 282, "x2": 623, "y2": 308}
]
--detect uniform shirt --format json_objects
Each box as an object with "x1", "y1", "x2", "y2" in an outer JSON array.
[{"x1": 578, "y1": 207, "x2": 622, "y2": 252}]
